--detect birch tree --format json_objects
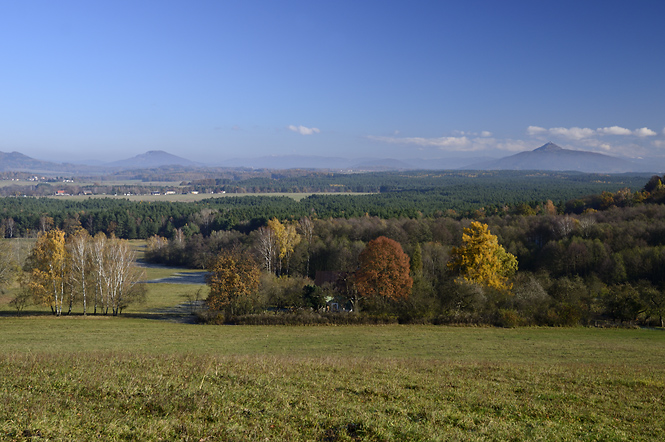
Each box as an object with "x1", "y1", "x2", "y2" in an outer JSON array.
[
  {"x1": 106, "y1": 237, "x2": 144, "y2": 315},
  {"x1": 27, "y1": 228, "x2": 67, "y2": 315},
  {"x1": 267, "y1": 218, "x2": 300, "y2": 276},
  {"x1": 90, "y1": 233, "x2": 144, "y2": 315},
  {"x1": 67, "y1": 229, "x2": 91, "y2": 315},
  {"x1": 91, "y1": 232, "x2": 110, "y2": 314},
  {"x1": 255, "y1": 226, "x2": 276, "y2": 274}
]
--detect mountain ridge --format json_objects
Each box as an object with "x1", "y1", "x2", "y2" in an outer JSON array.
[
  {"x1": 464, "y1": 142, "x2": 638, "y2": 173},
  {"x1": 0, "y1": 144, "x2": 662, "y2": 174},
  {"x1": 105, "y1": 150, "x2": 201, "y2": 170}
]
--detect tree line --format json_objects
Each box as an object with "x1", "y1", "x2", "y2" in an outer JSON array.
[
  {"x1": 3, "y1": 229, "x2": 146, "y2": 316},
  {"x1": 3, "y1": 173, "x2": 665, "y2": 325},
  {"x1": 146, "y1": 192, "x2": 665, "y2": 326},
  {"x1": 0, "y1": 171, "x2": 650, "y2": 240}
]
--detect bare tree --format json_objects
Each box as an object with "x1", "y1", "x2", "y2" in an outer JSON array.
[
  {"x1": 553, "y1": 216, "x2": 576, "y2": 239},
  {"x1": 68, "y1": 230, "x2": 91, "y2": 315},
  {"x1": 39, "y1": 215, "x2": 54, "y2": 233},
  {"x1": 105, "y1": 237, "x2": 145, "y2": 316},
  {"x1": 255, "y1": 226, "x2": 276, "y2": 274},
  {"x1": 91, "y1": 232, "x2": 109, "y2": 314},
  {"x1": 5, "y1": 218, "x2": 15, "y2": 238},
  {"x1": 194, "y1": 208, "x2": 217, "y2": 236},
  {"x1": 89, "y1": 233, "x2": 144, "y2": 315}
]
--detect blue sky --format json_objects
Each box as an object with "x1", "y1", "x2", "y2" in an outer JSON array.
[{"x1": 1, "y1": 0, "x2": 664, "y2": 163}]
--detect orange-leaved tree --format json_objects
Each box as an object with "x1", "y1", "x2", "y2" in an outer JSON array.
[
  {"x1": 447, "y1": 221, "x2": 517, "y2": 291},
  {"x1": 207, "y1": 252, "x2": 260, "y2": 315},
  {"x1": 355, "y1": 236, "x2": 413, "y2": 304}
]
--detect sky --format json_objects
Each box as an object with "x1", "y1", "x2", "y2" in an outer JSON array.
[{"x1": 1, "y1": 0, "x2": 664, "y2": 164}]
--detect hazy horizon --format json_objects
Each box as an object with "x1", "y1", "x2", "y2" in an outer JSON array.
[{"x1": 2, "y1": 1, "x2": 664, "y2": 164}]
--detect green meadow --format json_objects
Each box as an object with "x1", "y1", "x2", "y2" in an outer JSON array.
[
  {"x1": 0, "y1": 318, "x2": 663, "y2": 441},
  {"x1": 1, "y1": 253, "x2": 663, "y2": 440}
]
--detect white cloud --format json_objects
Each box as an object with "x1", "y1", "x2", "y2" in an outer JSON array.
[
  {"x1": 494, "y1": 139, "x2": 537, "y2": 152},
  {"x1": 527, "y1": 125, "x2": 658, "y2": 143},
  {"x1": 548, "y1": 127, "x2": 595, "y2": 140},
  {"x1": 367, "y1": 135, "x2": 472, "y2": 149},
  {"x1": 367, "y1": 134, "x2": 531, "y2": 153},
  {"x1": 526, "y1": 126, "x2": 547, "y2": 135},
  {"x1": 634, "y1": 127, "x2": 656, "y2": 137},
  {"x1": 288, "y1": 125, "x2": 320, "y2": 135},
  {"x1": 369, "y1": 123, "x2": 664, "y2": 157},
  {"x1": 597, "y1": 126, "x2": 632, "y2": 135}
]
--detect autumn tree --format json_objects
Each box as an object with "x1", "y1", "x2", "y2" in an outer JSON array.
[
  {"x1": 447, "y1": 221, "x2": 518, "y2": 291},
  {"x1": 355, "y1": 236, "x2": 413, "y2": 306},
  {"x1": 267, "y1": 218, "x2": 301, "y2": 275},
  {"x1": 27, "y1": 228, "x2": 68, "y2": 315},
  {"x1": 207, "y1": 252, "x2": 260, "y2": 316}
]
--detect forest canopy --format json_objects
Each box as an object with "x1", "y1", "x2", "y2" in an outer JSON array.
[{"x1": 3, "y1": 171, "x2": 665, "y2": 327}]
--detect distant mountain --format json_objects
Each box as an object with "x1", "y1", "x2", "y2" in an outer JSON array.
[
  {"x1": 105, "y1": 150, "x2": 200, "y2": 170},
  {"x1": 466, "y1": 142, "x2": 637, "y2": 173},
  {"x1": 1, "y1": 146, "x2": 658, "y2": 175},
  {"x1": 0, "y1": 151, "x2": 95, "y2": 173}
]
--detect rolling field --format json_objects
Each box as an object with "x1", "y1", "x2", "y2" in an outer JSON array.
[
  {"x1": 0, "y1": 319, "x2": 663, "y2": 441},
  {"x1": 1, "y1": 241, "x2": 663, "y2": 440}
]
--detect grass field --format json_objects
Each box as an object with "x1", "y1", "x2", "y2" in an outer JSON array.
[
  {"x1": 1, "y1": 239, "x2": 663, "y2": 440},
  {"x1": 0, "y1": 320, "x2": 662, "y2": 441}
]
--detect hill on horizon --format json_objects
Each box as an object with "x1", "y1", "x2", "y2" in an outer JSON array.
[
  {"x1": 105, "y1": 150, "x2": 201, "y2": 170},
  {"x1": 1, "y1": 144, "x2": 662, "y2": 175},
  {"x1": 465, "y1": 142, "x2": 639, "y2": 173}
]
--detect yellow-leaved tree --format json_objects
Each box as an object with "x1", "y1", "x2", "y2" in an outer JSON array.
[
  {"x1": 207, "y1": 252, "x2": 260, "y2": 316},
  {"x1": 27, "y1": 228, "x2": 67, "y2": 315},
  {"x1": 267, "y1": 218, "x2": 300, "y2": 275},
  {"x1": 447, "y1": 221, "x2": 518, "y2": 291}
]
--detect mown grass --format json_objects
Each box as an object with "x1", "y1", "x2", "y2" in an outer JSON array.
[
  {"x1": 134, "y1": 283, "x2": 208, "y2": 313},
  {"x1": 0, "y1": 321, "x2": 663, "y2": 440}
]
